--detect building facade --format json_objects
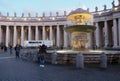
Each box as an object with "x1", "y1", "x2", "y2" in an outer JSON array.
[
  {"x1": 0, "y1": 11, "x2": 70, "y2": 47},
  {"x1": 0, "y1": 1, "x2": 120, "y2": 49},
  {"x1": 93, "y1": 2, "x2": 120, "y2": 48}
]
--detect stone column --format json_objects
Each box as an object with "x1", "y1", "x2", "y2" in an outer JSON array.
[
  {"x1": 28, "y1": 26, "x2": 31, "y2": 41},
  {"x1": 21, "y1": 26, "x2": 24, "y2": 46},
  {"x1": 0, "y1": 25, "x2": 2, "y2": 43},
  {"x1": 42, "y1": 26, "x2": 46, "y2": 40},
  {"x1": 113, "y1": 19, "x2": 118, "y2": 48},
  {"x1": 119, "y1": 18, "x2": 120, "y2": 47},
  {"x1": 64, "y1": 25, "x2": 67, "y2": 48},
  {"x1": 13, "y1": 26, "x2": 17, "y2": 47},
  {"x1": 88, "y1": 33, "x2": 92, "y2": 49},
  {"x1": 57, "y1": 25, "x2": 60, "y2": 47},
  {"x1": 104, "y1": 20, "x2": 109, "y2": 47},
  {"x1": 95, "y1": 22, "x2": 100, "y2": 48},
  {"x1": 35, "y1": 26, "x2": 38, "y2": 40},
  {"x1": 6, "y1": 25, "x2": 9, "y2": 47},
  {"x1": 50, "y1": 26, "x2": 53, "y2": 40}
]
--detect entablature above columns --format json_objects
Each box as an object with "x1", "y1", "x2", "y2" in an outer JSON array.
[
  {"x1": 113, "y1": 12, "x2": 120, "y2": 18},
  {"x1": 93, "y1": 16, "x2": 113, "y2": 22},
  {"x1": 0, "y1": 20, "x2": 67, "y2": 27}
]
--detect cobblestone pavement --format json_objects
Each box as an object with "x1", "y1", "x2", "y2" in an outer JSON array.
[{"x1": 0, "y1": 49, "x2": 120, "y2": 81}]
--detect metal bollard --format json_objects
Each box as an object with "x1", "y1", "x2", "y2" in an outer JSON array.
[
  {"x1": 51, "y1": 51, "x2": 57, "y2": 64},
  {"x1": 100, "y1": 52, "x2": 107, "y2": 69},
  {"x1": 76, "y1": 52, "x2": 84, "y2": 69}
]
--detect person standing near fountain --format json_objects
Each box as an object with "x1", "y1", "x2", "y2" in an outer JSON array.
[{"x1": 38, "y1": 44, "x2": 47, "y2": 67}]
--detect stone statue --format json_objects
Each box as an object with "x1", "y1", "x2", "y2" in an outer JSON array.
[
  {"x1": 112, "y1": 0, "x2": 115, "y2": 7},
  {"x1": 87, "y1": 8, "x2": 89, "y2": 12},
  {"x1": 103, "y1": 5, "x2": 107, "y2": 10},
  {"x1": 14, "y1": 12, "x2": 17, "y2": 17},
  {"x1": 43, "y1": 12, "x2": 45, "y2": 17},
  {"x1": 22, "y1": 13, "x2": 24, "y2": 17},
  {"x1": 56, "y1": 11, "x2": 59, "y2": 16},
  {"x1": 50, "y1": 12, "x2": 52, "y2": 16},
  {"x1": 0, "y1": 12, "x2": 1, "y2": 16},
  {"x1": 7, "y1": 12, "x2": 9, "y2": 16},
  {"x1": 118, "y1": 0, "x2": 120, "y2": 6},
  {"x1": 36, "y1": 13, "x2": 38, "y2": 17},
  {"x1": 64, "y1": 11, "x2": 66, "y2": 16},
  {"x1": 28, "y1": 13, "x2": 31, "y2": 17},
  {"x1": 95, "y1": 6, "x2": 98, "y2": 12}
]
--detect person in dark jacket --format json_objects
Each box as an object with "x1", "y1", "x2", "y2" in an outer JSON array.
[
  {"x1": 37, "y1": 44, "x2": 47, "y2": 66},
  {"x1": 9, "y1": 45, "x2": 13, "y2": 55},
  {"x1": 15, "y1": 44, "x2": 21, "y2": 58}
]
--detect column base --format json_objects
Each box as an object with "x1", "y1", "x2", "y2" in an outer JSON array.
[
  {"x1": 104, "y1": 45, "x2": 108, "y2": 48},
  {"x1": 113, "y1": 45, "x2": 119, "y2": 48}
]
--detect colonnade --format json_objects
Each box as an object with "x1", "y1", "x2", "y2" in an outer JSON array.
[
  {"x1": 0, "y1": 24, "x2": 69, "y2": 47},
  {"x1": 94, "y1": 18, "x2": 120, "y2": 48}
]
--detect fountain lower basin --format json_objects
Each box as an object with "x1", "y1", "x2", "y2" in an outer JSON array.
[{"x1": 45, "y1": 49, "x2": 120, "y2": 64}]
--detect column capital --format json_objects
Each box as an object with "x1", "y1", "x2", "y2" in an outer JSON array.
[
  {"x1": 104, "y1": 20, "x2": 107, "y2": 22},
  {"x1": 21, "y1": 25, "x2": 24, "y2": 27},
  {"x1": 35, "y1": 25, "x2": 38, "y2": 27},
  {"x1": 42, "y1": 25, "x2": 45, "y2": 27},
  {"x1": 6, "y1": 25, "x2": 9, "y2": 27},
  {"x1": 49, "y1": 25, "x2": 52, "y2": 27}
]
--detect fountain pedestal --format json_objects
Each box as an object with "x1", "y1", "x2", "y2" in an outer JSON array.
[{"x1": 71, "y1": 32, "x2": 88, "y2": 51}]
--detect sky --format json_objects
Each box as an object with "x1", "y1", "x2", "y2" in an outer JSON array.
[{"x1": 0, "y1": 0, "x2": 119, "y2": 17}]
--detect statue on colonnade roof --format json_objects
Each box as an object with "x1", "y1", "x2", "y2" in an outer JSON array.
[
  {"x1": 112, "y1": 0, "x2": 115, "y2": 7},
  {"x1": 103, "y1": 5, "x2": 107, "y2": 10},
  {"x1": 118, "y1": 0, "x2": 120, "y2": 6}
]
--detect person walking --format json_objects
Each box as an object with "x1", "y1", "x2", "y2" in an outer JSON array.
[
  {"x1": 15, "y1": 44, "x2": 21, "y2": 58},
  {"x1": 4, "y1": 45, "x2": 7, "y2": 52},
  {"x1": 9, "y1": 45, "x2": 13, "y2": 55}
]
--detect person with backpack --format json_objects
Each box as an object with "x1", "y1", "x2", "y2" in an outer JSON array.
[{"x1": 38, "y1": 44, "x2": 47, "y2": 67}]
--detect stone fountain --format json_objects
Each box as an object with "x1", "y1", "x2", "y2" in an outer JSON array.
[{"x1": 65, "y1": 8, "x2": 96, "y2": 51}]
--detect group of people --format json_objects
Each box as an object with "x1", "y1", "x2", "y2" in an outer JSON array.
[
  {"x1": 0, "y1": 44, "x2": 7, "y2": 52},
  {"x1": 0, "y1": 44, "x2": 22, "y2": 58},
  {"x1": 0, "y1": 43, "x2": 47, "y2": 67}
]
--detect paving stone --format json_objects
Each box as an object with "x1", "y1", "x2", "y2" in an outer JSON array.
[{"x1": 0, "y1": 49, "x2": 120, "y2": 81}]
